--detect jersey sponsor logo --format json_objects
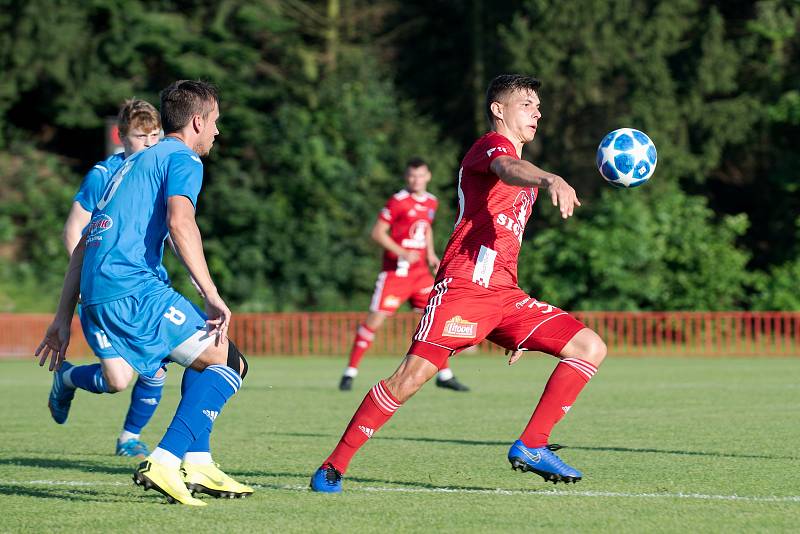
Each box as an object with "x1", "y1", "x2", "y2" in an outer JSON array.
[
  {"x1": 88, "y1": 214, "x2": 114, "y2": 234},
  {"x1": 442, "y1": 315, "x2": 478, "y2": 338},
  {"x1": 486, "y1": 146, "x2": 509, "y2": 158},
  {"x1": 401, "y1": 220, "x2": 429, "y2": 249},
  {"x1": 515, "y1": 297, "x2": 531, "y2": 309},
  {"x1": 496, "y1": 189, "x2": 535, "y2": 243},
  {"x1": 382, "y1": 295, "x2": 401, "y2": 309},
  {"x1": 86, "y1": 214, "x2": 114, "y2": 246}
]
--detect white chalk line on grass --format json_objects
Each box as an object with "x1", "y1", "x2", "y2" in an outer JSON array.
[{"x1": 2, "y1": 479, "x2": 799, "y2": 503}]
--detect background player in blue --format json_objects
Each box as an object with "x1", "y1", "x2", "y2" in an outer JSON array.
[
  {"x1": 57, "y1": 99, "x2": 166, "y2": 459},
  {"x1": 36, "y1": 80, "x2": 252, "y2": 506}
]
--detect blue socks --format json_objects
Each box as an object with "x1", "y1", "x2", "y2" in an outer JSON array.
[
  {"x1": 157, "y1": 365, "x2": 241, "y2": 459},
  {"x1": 122, "y1": 370, "x2": 166, "y2": 435},
  {"x1": 64, "y1": 363, "x2": 108, "y2": 394},
  {"x1": 181, "y1": 368, "x2": 212, "y2": 454}
]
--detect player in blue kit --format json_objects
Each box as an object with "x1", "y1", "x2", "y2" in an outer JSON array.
[
  {"x1": 37, "y1": 80, "x2": 252, "y2": 506},
  {"x1": 56, "y1": 99, "x2": 166, "y2": 458}
]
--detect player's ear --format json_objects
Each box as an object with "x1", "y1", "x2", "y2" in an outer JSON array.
[
  {"x1": 192, "y1": 114, "x2": 203, "y2": 133},
  {"x1": 490, "y1": 101, "x2": 504, "y2": 123}
]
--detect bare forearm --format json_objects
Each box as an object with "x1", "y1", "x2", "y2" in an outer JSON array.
[
  {"x1": 54, "y1": 236, "x2": 85, "y2": 321},
  {"x1": 168, "y1": 217, "x2": 217, "y2": 297},
  {"x1": 372, "y1": 233, "x2": 405, "y2": 257},
  {"x1": 491, "y1": 157, "x2": 558, "y2": 188},
  {"x1": 425, "y1": 227, "x2": 436, "y2": 260}
]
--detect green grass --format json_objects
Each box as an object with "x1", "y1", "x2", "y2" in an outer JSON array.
[{"x1": 1, "y1": 355, "x2": 798, "y2": 533}]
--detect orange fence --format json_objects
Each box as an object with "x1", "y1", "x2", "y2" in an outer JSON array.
[{"x1": 2, "y1": 311, "x2": 800, "y2": 358}]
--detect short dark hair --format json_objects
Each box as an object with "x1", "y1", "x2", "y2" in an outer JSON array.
[
  {"x1": 485, "y1": 74, "x2": 541, "y2": 127},
  {"x1": 405, "y1": 157, "x2": 428, "y2": 171},
  {"x1": 159, "y1": 80, "x2": 219, "y2": 134}
]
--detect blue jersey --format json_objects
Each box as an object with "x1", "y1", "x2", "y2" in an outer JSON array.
[
  {"x1": 74, "y1": 152, "x2": 126, "y2": 212},
  {"x1": 81, "y1": 137, "x2": 203, "y2": 305}
]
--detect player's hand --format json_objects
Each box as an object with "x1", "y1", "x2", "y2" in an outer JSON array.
[
  {"x1": 428, "y1": 254, "x2": 441, "y2": 273},
  {"x1": 506, "y1": 348, "x2": 525, "y2": 365},
  {"x1": 203, "y1": 291, "x2": 231, "y2": 343},
  {"x1": 401, "y1": 250, "x2": 421, "y2": 263},
  {"x1": 546, "y1": 175, "x2": 581, "y2": 219},
  {"x1": 35, "y1": 319, "x2": 72, "y2": 371}
]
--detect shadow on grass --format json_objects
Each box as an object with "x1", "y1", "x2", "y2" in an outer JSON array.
[
  {"x1": 0, "y1": 457, "x2": 134, "y2": 476},
  {"x1": 273, "y1": 432, "x2": 799, "y2": 461},
  {"x1": 222, "y1": 471, "x2": 529, "y2": 493},
  {"x1": 0, "y1": 484, "x2": 138, "y2": 504}
]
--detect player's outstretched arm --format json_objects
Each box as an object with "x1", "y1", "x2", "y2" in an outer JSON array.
[
  {"x1": 166, "y1": 195, "x2": 230, "y2": 340},
  {"x1": 370, "y1": 219, "x2": 420, "y2": 263},
  {"x1": 490, "y1": 156, "x2": 581, "y2": 219},
  {"x1": 36, "y1": 233, "x2": 86, "y2": 371}
]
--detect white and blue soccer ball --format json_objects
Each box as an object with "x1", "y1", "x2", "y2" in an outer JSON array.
[{"x1": 596, "y1": 128, "x2": 657, "y2": 188}]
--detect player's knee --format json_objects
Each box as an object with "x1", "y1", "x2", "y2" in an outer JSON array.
[
  {"x1": 102, "y1": 367, "x2": 133, "y2": 393},
  {"x1": 227, "y1": 341, "x2": 248, "y2": 379},
  {"x1": 582, "y1": 334, "x2": 607, "y2": 366},
  {"x1": 104, "y1": 375, "x2": 131, "y2": 393}
]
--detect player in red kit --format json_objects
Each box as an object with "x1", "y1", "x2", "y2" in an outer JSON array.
[
  {"x1": 339, "y1": 158, "x2": 469, "y2": 393},
  {"x1": 311, "y1": 74, "x2": 607, "y2": 492}
]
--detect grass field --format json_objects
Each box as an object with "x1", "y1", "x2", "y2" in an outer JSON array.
[{"x1": 1, "y1": 354, "x2": 798, "y2": 533}]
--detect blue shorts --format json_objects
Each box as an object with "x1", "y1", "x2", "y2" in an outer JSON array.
[
  {"x1": 78, "y1": 303, "x2": 121, "y2": 360},
  {"x1": 82, "y1": 287, "x2": 214, "y2": 377}
]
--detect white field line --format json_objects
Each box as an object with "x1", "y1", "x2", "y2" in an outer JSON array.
[{"x1": 3, "y1": 479, "x2": 799, "y2": 503}]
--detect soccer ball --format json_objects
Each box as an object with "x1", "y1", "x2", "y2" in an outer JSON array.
[{"x1": 596, "y1": 128, "x2": 657, "y2": 188}]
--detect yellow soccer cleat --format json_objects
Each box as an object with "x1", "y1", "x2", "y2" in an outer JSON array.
[
  {"x1": 182, "y1": 462, "x2": 254, "y2": 499},
  {"x1": 133, "y1": 458, "x2": 207, "y2": 506}
]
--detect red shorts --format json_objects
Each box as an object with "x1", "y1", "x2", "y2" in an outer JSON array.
[
  {"x1": 408, "y1": 277, "x2": 586, "y2": 368},
  {"x1": 369, "y1": 269, "x2": 435, "y2": 314}
]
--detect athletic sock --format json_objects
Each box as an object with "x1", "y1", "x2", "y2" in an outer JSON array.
[
  {"x1": 325, "y1": 380, "x2": 402, "y2": 473},
  {"x1": 156, "y1": 365, "x2": 241, "y2": 459},
  {"x1": 183, "y1": 451, "x2": 214, "y2": 465},
  {"x1": 346, "y1": 324, "x2": 376, "y2": 370},
  {"x1": 64, "y1": 363, "x2": 108, "y2": 394},
  {"x1": 119, "y1": 430, "x2": 140, "y2": 443},
  {"x1": 180, "y1": 368, "x2": 212, "y2": 455},
  {"x1": 437, "y1": 367, "x2": 454, "y2": 381},
  {"x1": 519, "y1": 358, "x2": 598, "y2": 448},
  {"x1": 122, "y1": 370, "x2": 166, "y2": 435}
]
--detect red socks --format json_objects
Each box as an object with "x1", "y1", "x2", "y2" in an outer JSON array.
[
  {"x1": 346, "y1": 324, "x2": 376, "y2": 369},
  {"x1": 519, "y1": 358, "x2": 597, "y2": 448},
  {"x1": 325, "y1": 381, "x2": 402, "y2": 473}
]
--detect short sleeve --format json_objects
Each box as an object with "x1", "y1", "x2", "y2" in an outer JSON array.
[
  {"x1": 470, "y1": 133, "x2": 518, "y2": 174},
  {"x1": 378, "y1": 197, "x2": 396, "y2": 223},
  {"x1": 165, "y1": 152, "x2": 204, "y2": 207},
  {"x1": 73, "y1": 165, "x2": 109, "y2": 211}
]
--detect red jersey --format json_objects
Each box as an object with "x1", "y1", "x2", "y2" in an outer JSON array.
[
  {"x1": 438, "y1": 131, "x2": 538, "y2": 289},
  {"x1": 378, "y1": 189, "x2": 438, "y2": 275}
]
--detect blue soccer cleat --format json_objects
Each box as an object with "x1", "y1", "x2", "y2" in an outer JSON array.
[
  {"x1": 116, "y1": 438, "x2": 151, "y2": 458},
  {"x1": 508, "y1": 440, "x2": 582, "y2": 484},
  {"x1": 48, "y1": 361, "x2": 76, "y2": 424},
  {"x1": 310, "y1": 463, "x2": 342, "y2": 493}
]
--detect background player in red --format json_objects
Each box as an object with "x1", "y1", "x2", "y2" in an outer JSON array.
[
  {"x1": 312, "y1": 74, "x2": 607, "y2": 492},
  {"x1": 339, "y1": 158, "x2": 469, "y2": 392}
]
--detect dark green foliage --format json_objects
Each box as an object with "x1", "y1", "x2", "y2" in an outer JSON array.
[{"x1": 0, "y1": 0, "x2": 797, "y2": 310}]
